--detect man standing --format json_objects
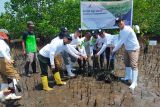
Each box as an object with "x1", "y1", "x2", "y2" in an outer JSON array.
[
  {"x1": 95, "y1": 29, "x2": 112, "y2": 70},
  {"x1": 112, "y1": 18, "x2": 140, "y2": 90},
  {"x1": 22, "y1": 21, "x2": 37, "y2": 77},
  {"x1": 90, "y1": 30, "x2": 100, "y2": 69},
  {"x1": 77, "y1": 32, "x2": 91, "y2": 71}
]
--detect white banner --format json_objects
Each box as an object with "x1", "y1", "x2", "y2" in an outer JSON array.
[
  {"x1": 81, "y1": 0, "x2": 133, "y2": 30},
  {"x1": 149, "y1": 40, "x2": 157, "y2": 46}
]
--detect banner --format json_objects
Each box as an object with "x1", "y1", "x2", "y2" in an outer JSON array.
[{"x1": 81, "y1": 0, "x2": 133, "y2": 30}]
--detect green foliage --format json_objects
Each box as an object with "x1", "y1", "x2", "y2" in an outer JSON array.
[
  {"x1": 0, "y1": 0, "x2": 80, "y2": 38},
  {"x1": 0, "y1": 0, "x2": 160, "y2": 39},
  {"x1": 133, "y1": 0, "x2": 160, "y2": 36}
]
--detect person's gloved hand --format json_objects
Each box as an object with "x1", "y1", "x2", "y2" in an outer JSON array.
[
  {"x1": 83, "y1": 56, "x2": 88, "y2": 60},
  {"x1": 3, "y1": 88, "x2": 11, "y2": 96},
  {"x1": 95, "y1": 53, "x2": 99, "y2": 57},
  {"x1": 78, "y1": 56, "x2": 84, "y2": 61}
]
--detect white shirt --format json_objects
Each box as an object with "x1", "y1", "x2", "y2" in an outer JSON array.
[
  {"x1": 50, "y1": 36, "x2": 60, "y2": 43},
  {"x1": 97, "y1": 33, "x2": 112, "y2": 55},
  {"x1": 70, "y1": 33, "x2": 80, "y2": 48},
  {"x1": 39, "y1": 39, "x2": 80, "y2": 66},
  {"x1": 113, "y1": 26, "x2": 140, "y2": 52},
  {"x1": 79, "y1": 37, "x2": 92, "y2": 56},
  {"x1": 51, "y1": 35, "x2": 85, "y2": 57},
  {"x1": 0, "y1": 39, "x2": 11, "y2": 61},
  {"x1": 109, "y1": 34, "x2": 119, "y2": 47}
]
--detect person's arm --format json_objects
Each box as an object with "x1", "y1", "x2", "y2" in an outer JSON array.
[
  {"x1": 22, "y1": 33, "x2": 26, "y2": 55},
  {"x1": 112, "y1": 33, "x2": 128, "y2": 53},
  {"x1": 22, "y1": 40, "x2": 26, "y2": 54},
  {"x1": 67, "y1": 44, "x2": 81, "y2": 55},
  {"x1": 49, "y1": 51, "x2": 55, "y2": 68},
  {"x1": 70, "y1": 44, "x2": 77, "y2": 48},
  {"x1": 65, "y1": 45, "x2": 80, "y2": 59},
  {"x1": 77, "y1": 45, "x2": 87, "y2": 57},
  {"x1": 96, "y1": 44, "x2": 107, "y2": 55}
]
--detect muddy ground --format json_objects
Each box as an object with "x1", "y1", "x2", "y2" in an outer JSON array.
[{"x1": 0, "y1": 44, "x2": 160, "y2": 107}]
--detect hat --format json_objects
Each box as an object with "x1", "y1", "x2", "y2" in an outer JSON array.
[
  {"x1": 0, "y1": 29, "x2": 9, "y2": 35},
  {"x1": 60, "y1": 26, "x2": 68, "y2": 32},
  {"x1": 98, "y1": 29, "x2": 104, "y2": 34},
  {"x1": 64, "y1": 33, "x2": 72, "y2": 41},
  {"x1": 76, "y1": 28, "x2": 82, "y2": 33},
  {"x1": 91, "y1": 30, "x2": 98, "y2": 36},
  {"x1": 115, "y1": 17, "x2": 124, "y2": 24},
  {"x1": 27, "y1": 21, "x2": 35, "y2": 27}
]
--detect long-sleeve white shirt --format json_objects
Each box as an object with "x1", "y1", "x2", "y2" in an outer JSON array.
[
  {"x1": 0, "y1": 39, "x2": 11, "y2": 61},
  {"x1": 39, "y1": 39, "x2": 80, "y2": 66},
  {"x1": 113, "y1": 26, "x2": 140, "y2": 52},
  {"x1": 68, "y1": 34, "x2": 86, "y2": 56},
  {"x1": 109, "y1": 34, "x2": 119, "y2": 47},
  {"x1": 70, "y1": 33, "x2": 80, "y2": 48},
  {"x1": 97, "y1": 33, "x2": 112, "y2": 55},
  {"x1": 51, "y1": 35, "x2": 85, "y2": 57}
]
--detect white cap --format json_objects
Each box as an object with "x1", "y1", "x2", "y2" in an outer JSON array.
[{"x1": 0, "y1": 29, "x2": 9, "y2": 34}]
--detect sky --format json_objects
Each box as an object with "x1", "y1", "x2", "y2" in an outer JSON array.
[{"x1": 0, "y1": 0, "x2": 10, "y2": 13}]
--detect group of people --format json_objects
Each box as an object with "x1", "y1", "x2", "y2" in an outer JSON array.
[{"x1": 0, "y1": 18, "x2": 140, "y2": 102}]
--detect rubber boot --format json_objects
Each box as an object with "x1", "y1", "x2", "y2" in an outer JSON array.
[
  {"x1": 54, "y1": 72, "x2": 66, "y2": 85},
  {"x1": 41, "y1": 76, "x2": 53, "y2": 91},
  {"x1": 121, "y1": 67, "x2": 132, "y2": 81},
  {"x1": 5, "y1": 78, "x2": 22, "y2": 100},
  {"x1": 70, "y1": 62, "x2": 76, "y2": 71},
  {"x1": 129, "y1": 70, "x2": 138, "y2": 90},
  {"x1": 12, "y1": 79, "x2": 22, "y2": 92},
  {"x1": 5, "y1": 93, "x2": 22, "y2": 100},
  {"x1": 66, "y1": 64, "x2": 75, "y2": 77}
]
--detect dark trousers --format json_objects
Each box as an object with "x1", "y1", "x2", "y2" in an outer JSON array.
[
  {"x1": 37, "y1": 54, "x2": 61, "y2": 76},
  {"x1": 37, "y1": 54, "x2": 51, "y2": 76},
  {"x1": 24, "y1": 53, "x2": 37, "y2": 74},
  {"x1": 93, "y1": 50, "x2": 99, "y2": 68},
  {"x1": 100, "y1": 47, "x2": 110, "y2": 69},
  {"x1": 78, "y1": 58, "x2": 86, "y2": 69}
]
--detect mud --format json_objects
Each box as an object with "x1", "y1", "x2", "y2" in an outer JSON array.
[{"x1": 0, "y1": 44, "x2": 160, "y2": 107}]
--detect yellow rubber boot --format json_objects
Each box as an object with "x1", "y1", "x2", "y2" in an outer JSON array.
[
  {"x1": 41, "y1": 76, "x2": 53, "y2": 91},
  {"x1": 54, "y1": 72, "x2": 66, "y2": 85}
]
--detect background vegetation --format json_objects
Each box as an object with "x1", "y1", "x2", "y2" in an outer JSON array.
[{"x1": 0, "y1": 0, "x2": 160, "y2": 39}]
